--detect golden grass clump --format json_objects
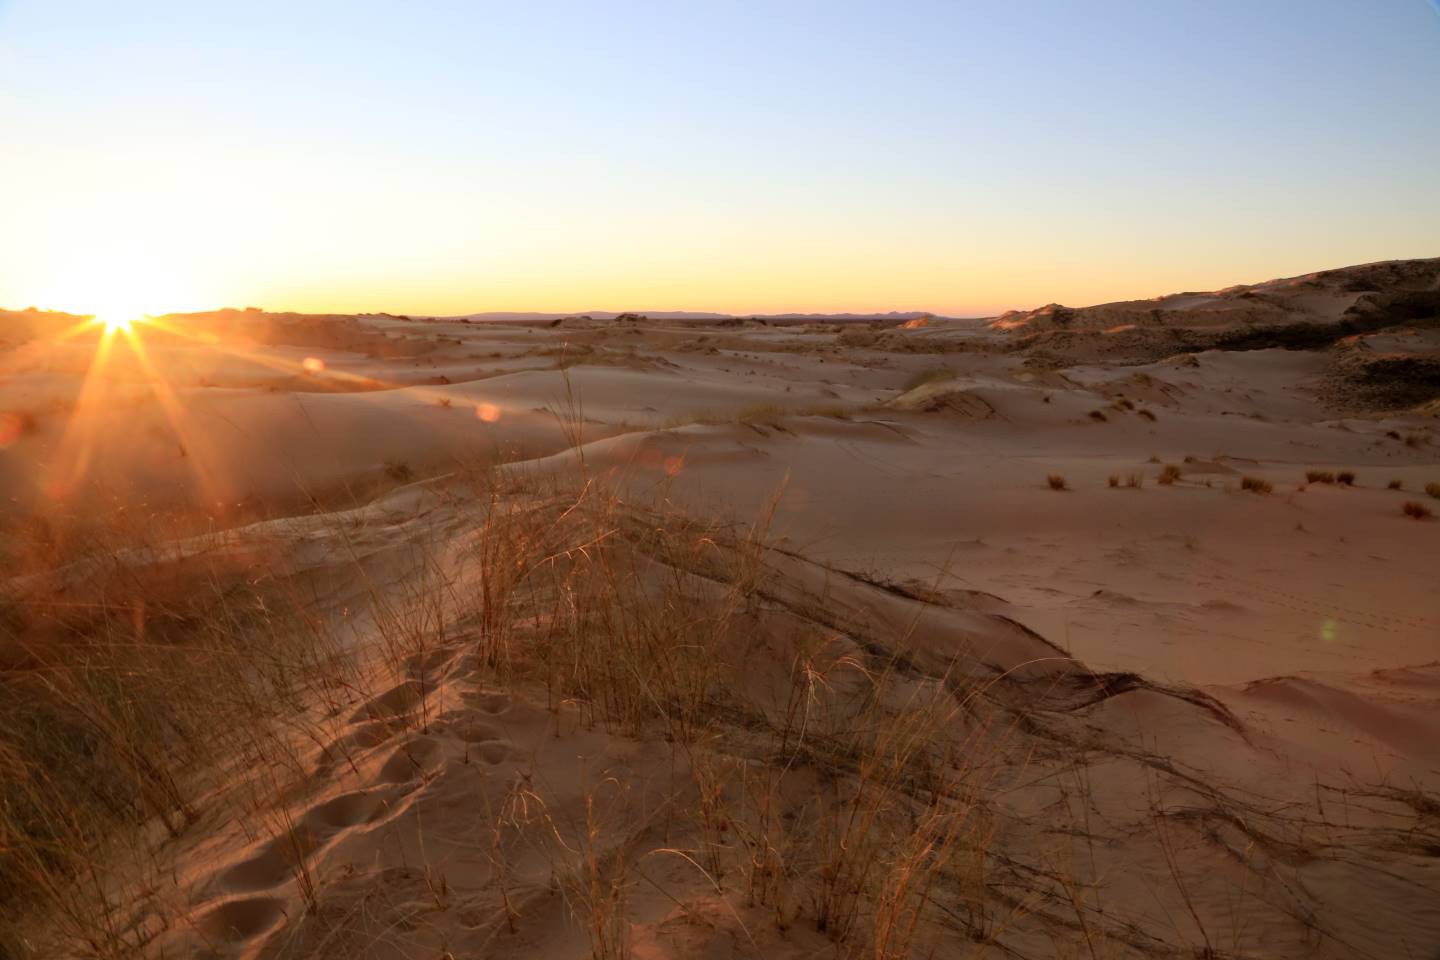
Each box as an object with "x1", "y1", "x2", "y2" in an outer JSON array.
[
  {"x1": 1157, "y1": 463, "x2": 1182, "y2": 485},
  {"x1": 1240, "y1": 475, "x2": 1273, "y2": 494},
  {"x1": 1306, "y1": 470, "x2": 1335, "y2": 484},
  {"x1": 1402, "y1": 500, "x2": 1433, "y2": 520},
  {"x1": 1426, "y1": 481, "x2": 1440, "y2": 500},
  {"x1": 1047, "y1": 473, "x2": 1068, "y2": 490}
]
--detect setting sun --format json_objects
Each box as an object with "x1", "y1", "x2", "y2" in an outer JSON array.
[{"x1": 98, "y1": 314, "x2": 134, "y2": 334}]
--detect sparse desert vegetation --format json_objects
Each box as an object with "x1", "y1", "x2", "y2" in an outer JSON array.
[
  {"x1": 1241, "y1": 475, "x2": 1273, "y2": 494},
  {"x1": 1403, "y1": 500, "x2": 1433, "y2": 520}
]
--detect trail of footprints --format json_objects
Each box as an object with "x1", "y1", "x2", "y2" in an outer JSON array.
[{"x1": 188, "y1": 638, "x2": 514, "y2": 952}]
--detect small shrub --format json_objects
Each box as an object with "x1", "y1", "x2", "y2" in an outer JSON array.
[
  {"x1": 1114, "y1": 398, "x2": 1135, "y2": 411},
  {"x1": 1137, "y1": 408, "x2": 1157, "y2": 421},
  {"x1": 1125, "y1": 473, "x2": 1144, "y2": 488},
  {"x1": 1108, "y1": 474, "x2": 1120, "y2": 488},
  {"x1": 383, "y1": 459, "x2": 415, "y2": 482},
  {"x1": 1147, "y1": 455, "x2": 1162, "y2": 464},
  {"x1": 1306, "y1": 470, "x2": 1335, "y2": 484},
  {"x1": 1241, "y1": 475, "x2": 1273, "y2": 495},
  {"x1": 1426, "y1": 482, "x2": 1440, "y2": 500},
  {"x1": 1385, "y1": 430, "x2": 1401, "y2": 440},
  {"x1": 1336, "y1": 471, "x2": 1356, "y2": 486},
  {"x1": 1388, "y1": 479, "x2": 1403, "y2": 490},
  {"x1": 1402, "y1": 501, "x2": 1433, "y2": 520},
  {"x1": 1047, "y1": 474, "x2": 1068, "y2": 491},
  {"x1": 1158, "y1": 464, "x2": 1182, "y2": 485},
  {"x1": 1406, "y1": 434, "x2": 1426, "y2": 449},
  {"x1": 1088, "y1": 410, "x2": 1108, "y2": 423}
]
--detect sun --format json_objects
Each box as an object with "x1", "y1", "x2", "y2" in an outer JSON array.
[{"x1": 98, "y1": 314, "x2": 134, "y2": 334}]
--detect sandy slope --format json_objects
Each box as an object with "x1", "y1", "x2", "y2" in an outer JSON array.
[{"x1": 2, "y1": 261, "x2": 1438, "y2": 958}]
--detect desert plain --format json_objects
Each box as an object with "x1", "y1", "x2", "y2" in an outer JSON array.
[{"x1": 2, "y1": 258, "x2": 1438, "y2": 959}]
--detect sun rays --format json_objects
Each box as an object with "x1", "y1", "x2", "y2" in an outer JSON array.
[{"x1": 37, "y1": 309, "x2": 504, "y2": 512}]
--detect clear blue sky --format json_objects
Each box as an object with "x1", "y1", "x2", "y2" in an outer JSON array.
[{"x1": 1, "y1": 0, "x2": 1437, "y2": 316}]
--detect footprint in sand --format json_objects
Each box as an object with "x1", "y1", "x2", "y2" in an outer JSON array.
[
  {"x1": 442, "y1": 710, "x2": 513, "y2": 763},
  {"x1": 472, "y1": 739, "x2": 511, "y2": 765},
  {"x1": 462, "y1": 690, "x2": 513, "y2": 716},
  {"x1": 216, "y1": 828, "x2": 322, "y2": 893},
  {"x1": 300, "y1": 787, "x2": 394, "y2": 833},
  {"x1": 196, "y1": 896, "x2": 286, "y2": 942},
  {"x1": 404, "y1": 644, "x2": 459, "y2": 677},
  {"x1": 378, "y1": 734, "x2": 444, "y2": 783},
  {"x1": 349, "y1": 679, "x2": 427, "y2": 723}
]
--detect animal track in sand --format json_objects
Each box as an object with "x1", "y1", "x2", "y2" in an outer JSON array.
[{"x1": 195, "y1": 896, "x2": 286, "y2": 941}]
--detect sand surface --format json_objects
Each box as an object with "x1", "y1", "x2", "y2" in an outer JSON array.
[{"x1": 2, "y1": 259, "x2": 1438, "y2": 958}]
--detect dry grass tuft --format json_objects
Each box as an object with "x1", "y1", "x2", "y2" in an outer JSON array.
[
  {"x1": 1426, "y1": 482, "x2": 1440, "y2": 500},
  {"x1": 1240, "y1": 475, "x2": 1272, "y2": 494},
  {"x1": 1157, "y1": 464, "x2": 1182, "y2": 485},
  {"x1": 1137, "y1": 408, "x2": 1157, "y2": 421},
  {"x1": 1402, "y1": 500, "x2": 1433, "y2": 520},
  {"x1": 1088, "y1": 410, "x2": 1108, "y2": 423},
  {"x1": 1306, "y1": 470, "x2": 1335, "y2": 485},
  {"x1": 1047, "y1": 473, "x2": 1068, "y2": 491},
  {"x1": 1336, "y1": 470, "x2": 1356, "y2": 486},
  {"x1": 1389, "y1": 479, "x2": 1403, "y2": 490}
]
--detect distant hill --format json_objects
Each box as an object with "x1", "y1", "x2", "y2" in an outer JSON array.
[
  {"x1": 988, "y1": 257, "x2": 1440, "y2": 334},
  {"x1": 443, "y1": 310, "x2": 961, "y2": 324}
]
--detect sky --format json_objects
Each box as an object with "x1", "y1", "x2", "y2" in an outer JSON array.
[{"x1": 1, "y1": 0, "x2": 1437, "y2": 318}]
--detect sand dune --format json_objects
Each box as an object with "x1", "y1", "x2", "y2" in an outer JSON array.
[{"x1": 2, "y1": 260, "x2": 1438, "y2": 958}]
